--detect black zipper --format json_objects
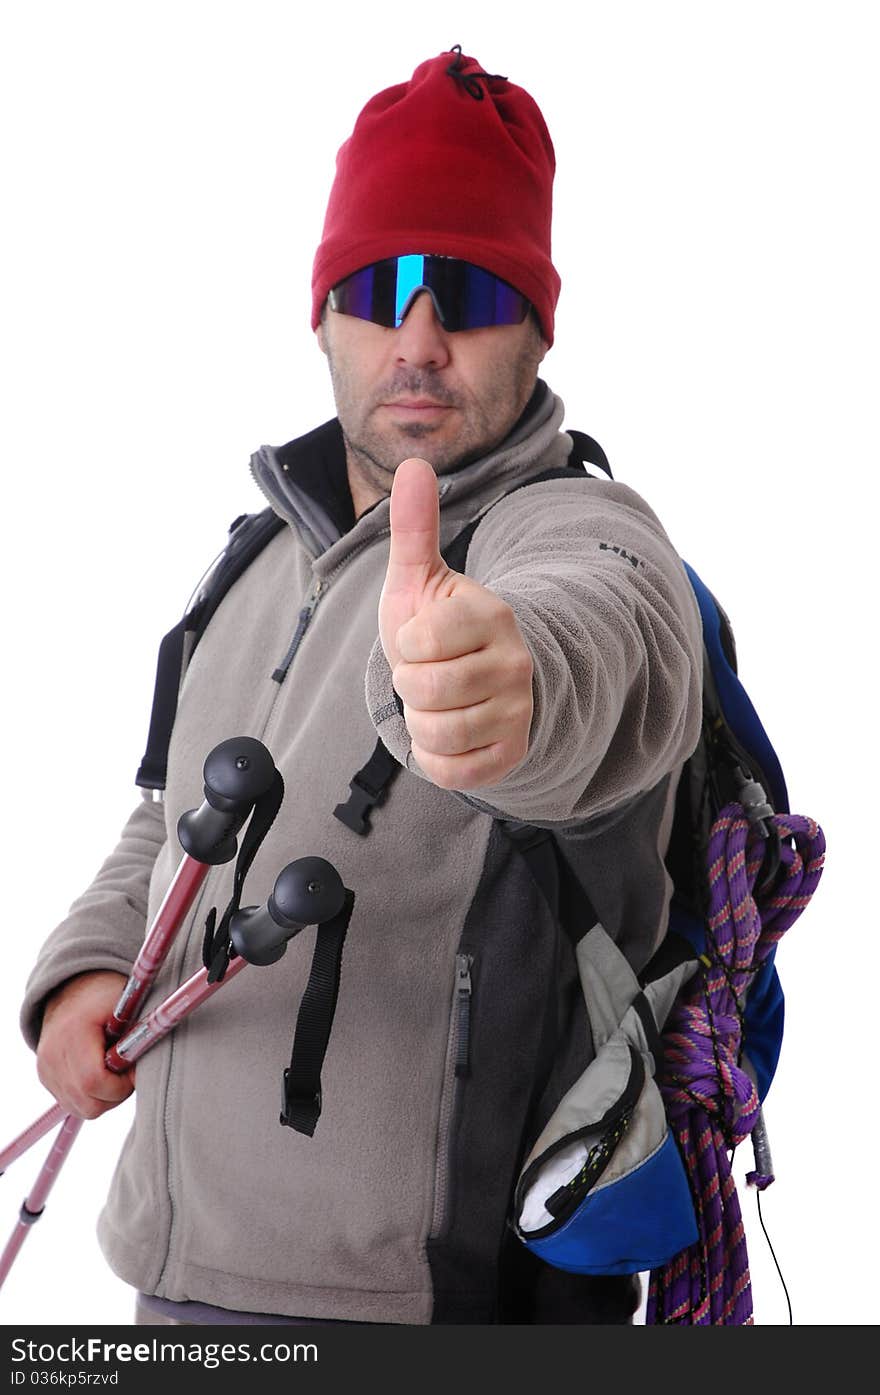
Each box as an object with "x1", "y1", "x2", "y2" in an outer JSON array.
[
  {"x1": 454, "y1": 954, "x2": 473, "y2": 1077},
  {"x1": 430, "y1": 953, "x2": 474, "y2": 1236},
  {"x1": 514, "y1": 1045, "x2": 644, "y2": 1240},
  {"x1": 544, "y1": 1102, "x2": 635, "y2": 1224}
]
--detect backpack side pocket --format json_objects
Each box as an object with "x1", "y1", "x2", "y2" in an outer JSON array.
[{"x1": 513, "y1": 925, "x2": 698, "y2": 1275}]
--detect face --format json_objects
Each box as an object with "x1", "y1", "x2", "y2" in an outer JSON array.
[{"x1": 317, "y1": 291, "x2": 547, "y2": 502}]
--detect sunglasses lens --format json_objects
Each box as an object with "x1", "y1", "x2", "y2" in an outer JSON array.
[
  {"x1": 429, "y1": 259, "x2": 529, "y2": 331},
  {"x1": 329, "y1": 260, "x2": 399, "y2": 326},
  {"x1": 329, "y1": 257, "x2": 530, "y2": 332}
]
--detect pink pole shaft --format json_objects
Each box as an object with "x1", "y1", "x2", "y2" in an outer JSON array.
[
  {"x1": 104, "y1": 854, "x2": 210, "y2": 1040},
  {"x1": 0, "y1": 957, "x2": 250, "y2": 1291},
  {"x1": 105, "y1": 956, "x2": 249, "y2": 1071},
  {"x1": 0, "y1": 1101, "x2": 66, "y2": 1174},
  {"x1": 0, "y1": 959, "x2": 252, "y2": 1292},
  {"x1": 0, "y1": 1116, "x2": 83, "y2": 1289},
  {"x1": 0, "y1": 853, "x2": 254, "y2": 1296},
  {"x1": 0, "y1": 852, "x2": 210, "y2": 1177}
]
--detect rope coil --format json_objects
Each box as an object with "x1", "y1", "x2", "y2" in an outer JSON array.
[{"x1": 647, "y1": 806, "x2": 825, "y2": 1325}]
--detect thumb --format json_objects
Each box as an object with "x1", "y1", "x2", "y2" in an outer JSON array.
[
  {"x1": 379, "y1": 457, "x2": 452, "y2": 669},
  {"x1": 385, "y1": 457, "x2": 445, "y2": 591}
]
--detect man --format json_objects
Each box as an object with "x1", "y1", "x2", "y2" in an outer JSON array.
[{"x1": 22, "y1": 49, "x2": 703, "y2": 1324}]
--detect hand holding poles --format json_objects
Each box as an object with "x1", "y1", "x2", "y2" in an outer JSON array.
[
  {"x1": 109, "y1": 735, "x2": 283, "y2": 1040},
  {"x1": 0, "y1": 737, "x2": 352, "y2": 1291},
  {"x1": 0, "y1": 736, "x2": 282, "y2": 1292},
  {"x1": 4, "y1": 736, "x2": 282, "y2": 1165}
]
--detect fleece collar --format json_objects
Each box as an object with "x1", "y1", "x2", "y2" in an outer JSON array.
[{"x1": 249, "y1": 378, "x2": 571, "y2": 571}]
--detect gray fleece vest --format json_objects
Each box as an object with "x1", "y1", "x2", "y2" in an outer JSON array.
[{"x1": 21, "y1": 383, "x2": 703, "y2": 1322}]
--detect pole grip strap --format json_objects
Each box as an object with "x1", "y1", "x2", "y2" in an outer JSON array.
[
  {"x1": 280, "y1": 889, "x2": 356, "y2": 1136},
  {"x1": 202, "y1": 770, "x2": 286, "y2": 982}
]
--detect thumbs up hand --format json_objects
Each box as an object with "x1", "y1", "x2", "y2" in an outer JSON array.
[{"x1": 378, "y1": 457, "x2": 534, "y2": 791}]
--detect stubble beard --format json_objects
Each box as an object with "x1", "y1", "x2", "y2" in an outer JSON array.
[
  {"x1": 340, "y1": 368, "x2": 462, "y2": 495},
  {"x1": 327, "y1": 343, "x2": 543, "y2": 501}
]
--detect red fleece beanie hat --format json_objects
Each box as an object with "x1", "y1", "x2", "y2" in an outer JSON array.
[{"x1": 311, "y1": 48, "x2": 560, "y2": 344}]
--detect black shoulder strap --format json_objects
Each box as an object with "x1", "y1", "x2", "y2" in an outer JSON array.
[
  {"x1": 135, "y1": 508, "x2": 286, "y2": 791},
  {"x1": 566, "y1": 429, "x2": 613, "y2": 480},
  {"x1": 441, "y1": 429, "x2": 613, "y2": 574},
  {"x1": 194, "y1": 508, "x2": 287, "y2": 644}
]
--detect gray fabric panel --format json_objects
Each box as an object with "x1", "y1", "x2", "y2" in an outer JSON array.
[
  {"x1": 520, "y1": 1029, "x2": 635, "y2": 1178},
  {"x1": 644, "y1": 959, "x2": 699, "y2": 1030},
  {"x1": 577, "y1": 925, "x2": 641, "y2": 1049}
]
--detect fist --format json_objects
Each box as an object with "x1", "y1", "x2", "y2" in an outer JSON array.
[
  {"x1": 378, "y1": 457, "x2": 534, "y2": 790},
  {"x1": 37, "y1": 971, "x2": 136, "y2": 1120}
]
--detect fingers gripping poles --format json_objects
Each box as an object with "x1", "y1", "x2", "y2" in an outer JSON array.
[{"x1": 0, "y1": 737, "x2": 354, "y2": 1291}]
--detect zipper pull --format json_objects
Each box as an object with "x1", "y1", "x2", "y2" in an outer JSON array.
[
  {"x1": 454, "y1": 954, "x2": 473, "y2": 1079},
  {"x1": 272, "y1": 578, "x2": 325, "y2": 684}
]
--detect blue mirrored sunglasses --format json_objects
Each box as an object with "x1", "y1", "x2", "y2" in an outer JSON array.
[{"x1": 327, "y1": 255, "x2": 531, "y2": 332}]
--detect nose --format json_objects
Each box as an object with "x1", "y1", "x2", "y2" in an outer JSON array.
[{"x1": 395, "y1": 291, "x2": 451, "y2": 369}]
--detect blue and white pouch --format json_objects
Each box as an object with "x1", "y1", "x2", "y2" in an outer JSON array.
[{"x1": 512, "y1": 923, "x2": 699, "y2": 1275}]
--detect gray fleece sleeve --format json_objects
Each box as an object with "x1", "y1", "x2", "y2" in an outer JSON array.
[
  {"x1": 364, "y1": 476, "x2": 704, "y2": 824},
  {"x1": 19, "y1": 794, "x2": 167, "y2": 1048}
]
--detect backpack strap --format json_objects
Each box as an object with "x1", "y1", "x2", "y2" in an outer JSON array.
[
  {"x1": 135, "y1": 508, "x2": 286, "y2": 792},
  {"x1": 333, "y1": 739, "x2": 401, "y2": 835},
  {"x1": 684, "y1": 562, "x2": 788, "y2": 816},
  {"x1": 566, "y1": 429, "x2": 613, "y2": 480},
  {"x1": 441, "y1": 434, "x2": 612, "y2": 583}
]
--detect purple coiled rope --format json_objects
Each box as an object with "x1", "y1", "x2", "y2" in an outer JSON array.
[{"x1": 646, "y1": 805, "x2": 826, "y2": 1325}]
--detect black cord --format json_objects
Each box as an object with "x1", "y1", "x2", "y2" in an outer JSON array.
[
  {"x1": 445, "y1": 44, "x2": 507, "y2": 99},
  {"x1": 755, "y1": 1188, "x2": 793, "y2": 1325}
]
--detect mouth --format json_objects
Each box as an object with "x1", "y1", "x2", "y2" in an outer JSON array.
[{"x1": 381, "y1": 398, "x2": 454, "y2": 415}]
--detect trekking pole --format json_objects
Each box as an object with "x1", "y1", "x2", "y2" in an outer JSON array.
[
  {"x1": 0, "y1": 854, "x2": 347, "y2": 1292},
  {"x1": 0, "y1": 1115, "x2": 84, "y2": 1289},
  {"x1": 1, "y1": 735, "x2": 281, "y2": 1170},
  {"x1": 104, "y1": 855, "x2": 348, "y2": 1074},
  {"x1": 0, "y1": 735, "x2": 284, "y2": 1286},
  {"x1": 0, "y1": 844, "x2": 224, "y2": 1178}
]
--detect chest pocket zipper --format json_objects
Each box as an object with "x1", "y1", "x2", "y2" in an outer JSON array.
[{"x1": 429, "y1": 953, "x2": 473, "y2": 1238}]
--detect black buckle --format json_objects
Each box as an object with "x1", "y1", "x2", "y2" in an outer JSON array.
[
  {"x1": 280, "y1": 1068, "x2": 322, "y2": 1134},
  {"x1": 333, "y1": 777, "x2": 384, "y2": 836}
]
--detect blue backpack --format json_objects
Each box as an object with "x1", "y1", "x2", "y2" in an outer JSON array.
[{"x1": 433, "y1": 433, "x2": 797, "y2": 1294}]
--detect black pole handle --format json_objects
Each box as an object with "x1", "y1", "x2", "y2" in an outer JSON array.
[
  {"x1": 230, "y1": 857, "x2": 347, "y2": 965},
  {"x1": 177, "y1": 737, "x2": 279, "y2": 866}
]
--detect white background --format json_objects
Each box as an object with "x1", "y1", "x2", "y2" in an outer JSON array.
[{"x1": 0, "y1": 0, "x2": 875, "y2": 1327}]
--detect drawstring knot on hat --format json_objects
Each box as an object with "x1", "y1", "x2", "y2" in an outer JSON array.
[{"x1": 444, "y1": 43, "x2": 508, "y2": 100}]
